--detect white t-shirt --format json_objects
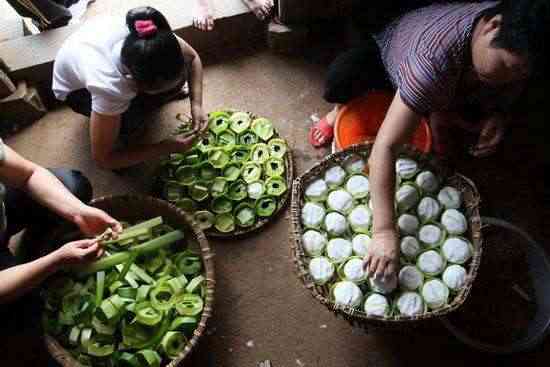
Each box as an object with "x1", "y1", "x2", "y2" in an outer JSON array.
[{"x1": 53, "y1": 17, "x2": 138, "y2": 116}]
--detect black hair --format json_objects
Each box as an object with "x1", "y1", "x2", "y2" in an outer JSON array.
[
  {"x1": 482, "y1": 0, "x2": 550, "y2": 74},
  {"x1": 121, "y1": 6, "x2": 186, "y2": 88}
]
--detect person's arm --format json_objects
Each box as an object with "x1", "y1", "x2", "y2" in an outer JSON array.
[
  {"x1": 0, "y1": 239, "x2": 101, "y2": 304},
  {"x1": 90, "y1": 112, "x2": 197, "y2": 170},
  {"x1": 177, "y1": 37, "x2": 207, "y2": 130},
  {"x1": 0, "y1": 145, "x2": 121, "y2": 236},
  {"x1": 365, "y1": 91, "x2": 421, "y2": 279}
]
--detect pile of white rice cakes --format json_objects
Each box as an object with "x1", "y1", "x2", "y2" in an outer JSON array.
[{"x1": 300, "y1": 155, "x2": 473, "y2": 318}]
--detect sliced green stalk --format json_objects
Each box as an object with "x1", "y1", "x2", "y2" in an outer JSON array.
[
  {"x1": 87, "y1": 342, "x2": 115, "y2": 357},
  {"x1": 189, "y1": 183, "x2": 210, "y2": 202},
  {"x1": 137, "y1": 285, "x2": 152, "y2": 302},
  {"x1": 214, "y1": 213, "x2": 235, "y2": 233},
  {"x1": 242, "y1": 162, "x2": 262, "y2": 183},
  {"x1": 234, "y1": 203, "x2": 256, "y2": 228},
  {"x1": 117, "y1": 287, "x2": 137, "y2": 299},
  {"x1": 160, "y1": 331, "x2": 187, "y2": 359},
  {"x1": 211, "y1": 197, "x2": 233, "y2": 214},
  {"x1": 208, "y1": 113, "x2": 229, "y2": 134},
  {"x1": 175, "y1": 165, "x2": 198, "y2": 186},
  {"x1": 264, "y1": 157, "x2": 285, "y2": 177},
  {"x1": 92, "y1": 316, "x2": 116, "y2": 335},
  {"x1": 268, "y1": 138, "x2": 287, "y2": 159},
  {"x1": 168, "y1": 275, "x2": 189, "y2": 295},
  {"x1": 251, "y1": 143, "x2": 270, "y2": 163},
  {"x1": 175, "y1": 294, "x2": 204, "y2": 316},
  {"x1": 170, "y1": 316, "x2": 197, "y2": 334},
  {"x1": 196, "y1": 132, "x2": 216, "y2": 152},
  {"x1": 223, "y1": 164, "x2": 241, "y2": 181},
  {"x1": 227, "y1": 180, "x2": 248, "y2": 201},
  {"x1": 69, "y1": 326, "x2": 81, "y2": 346},
  {"x1": 185, "y1": 275, "x2": 206, "y2": 294},
  {"x1": 238, "y1": 131, "x2": 258, "y2": 146},
  {"x1": 208, "y1": 149, "x2": 231, "y2": 169},
  {"x1": 163, "y1": 182, "x2": 183, "y2": 202},
  {"x1": 117, "y1": 254, "x2": 137, "y2": 283},
  {"x1": 175, "y1": 198, "x2": 197, "y2": 213},
  {"x1": 229, "y1": 111, "x2": 252, "y2": 134},
  {"x1": 124, "y1": 217, "x2": 163, "y2": 233},
  {"x1": 130, "y1": 264, "x2": 155, "y2": 284},
  {"x1": 75, "y1": 231, "x2": 185, "y2": 276},
  {"x1": 251, "y1": 118, "x2": 274, "y2": 140},
  {"x1": 232, "y1": 146, "x2": 251, "y2": 163},
  {"x1": 199, "y1": 162, "x2": 217, "y2": 181},
  {"x1": 265, "y1": 177, "x2": 287, "y2": 196},
  {"x1": 175, "y1": 253, "x2": 202, "y2": 275},
  {"x1": 136, "y1": 304, "x2": 163, "y2": 326},
  {"x1": 150, "y1": 283, "x2": 177, "y2": 311},
  {"x1": 95, "y1": 271, "x2": 105, "y2": 307},
  {"x1": 217, "y1": 130, "x2": 237, "y2": 148},
  {"x1": 210, "y1": 177, "x2": 228, "y2": 198},
  {"x1": 117, "y1": 352, "x2": 139, "y2": 367},
  {"x1": 136, "y1": 350, "x2": 162, "y2": 367},
  {"x1": 193, "y1": 210, "x2": 216, "y2": 229},
  {"x1": 256, "y1": 196, "x2": 277, "y2": 217}
]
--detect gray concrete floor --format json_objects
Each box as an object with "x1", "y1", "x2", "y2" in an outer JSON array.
[{"x1": 4, "y1": 49, "x2": 550, "y2": 367}]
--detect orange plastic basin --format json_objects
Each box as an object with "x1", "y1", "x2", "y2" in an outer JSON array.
[{"x1": 334, "y1": 91, "x2": 432, "y2": 153}]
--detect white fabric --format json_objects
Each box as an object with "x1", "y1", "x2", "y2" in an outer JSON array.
[{"x1": 53, "y1": 17, "x2": 138, "y2": 115}]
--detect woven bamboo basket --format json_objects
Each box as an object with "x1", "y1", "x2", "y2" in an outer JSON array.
[
  {"x1": 155, "y1": 110, "x2": 294, "y2": 238},
  {"x1": 44, "y1": 195, "x2": 215, "y2": 367},
  {"x1": 290, "y1": 143, "x2": 482, "y2": 329}
]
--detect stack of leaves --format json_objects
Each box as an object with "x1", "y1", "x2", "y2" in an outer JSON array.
[
  {"x1": 159, "y1": 110, "x2": 289, "y2": 234},
  {"x1": 42, "y1": 217, "x2": 207, "y2": 367}
]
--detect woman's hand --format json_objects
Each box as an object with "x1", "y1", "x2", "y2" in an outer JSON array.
[
  {"x1": 53, "y1": 239, "x2": 104, "y2": 267},
  {"x1": 363, "y1": 229, "x2": 399, "y2": 280},
  {"x1": 73, "y1": 205, "x2": 122, "y2": 237},
  {"x1": 191, "y1": 104, "x2": 208, "y2": 133},
  {"x1": 469, "y1": 116, "x2": 506, "y2": 157}
]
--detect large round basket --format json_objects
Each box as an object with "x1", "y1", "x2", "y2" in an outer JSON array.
[
  {"x1": 44, "y1": 195, "x2": 215, "y2": 367},
  {"x1": 155, "y1": 110, "x2": 294, "y2": 239},
  {"x1": 290, "y1": 143, "x2": 483, "y2": 329}
]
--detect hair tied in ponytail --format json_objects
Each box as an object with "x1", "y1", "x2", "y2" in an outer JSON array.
[{"x1": 134, "y1": 20, "x2": 157, "y2": 37}]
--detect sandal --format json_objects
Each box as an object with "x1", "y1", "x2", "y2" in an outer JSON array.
[{"x1": 308, "y1": 116, "x2": 334, "y2": 147}]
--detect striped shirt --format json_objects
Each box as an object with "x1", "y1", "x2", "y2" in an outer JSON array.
[{"x1": 374, "y1": 1, "x2": 499, "y2": 116}]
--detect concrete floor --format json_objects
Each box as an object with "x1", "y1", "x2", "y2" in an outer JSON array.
[{"x1": 4, "y1": 49, "x2": 550, "y2": 367}]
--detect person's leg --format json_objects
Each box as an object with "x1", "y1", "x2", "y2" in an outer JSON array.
[
  {"x1": 4, "y1": 169, "x2": 92, "y2": 261},
  {"x1": 310, "y1": 38, "x2": 391, "y2": 147}
]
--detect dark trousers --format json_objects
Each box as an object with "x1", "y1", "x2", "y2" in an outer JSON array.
[
  {"x1": 0, "y1": 168, "x2": 92, "y2": 328},
  {"x1": 6, "y1": 0, "x2": 74, "y2": 30},
  {"x1": 323, "y1": 37, "x2": 392, "y2": 105}
]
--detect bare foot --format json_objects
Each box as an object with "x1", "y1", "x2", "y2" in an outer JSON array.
[
  {"x1": 243, "y1": 0, "x2": 274, "y2": 20},
  {"x1": 193, "y1": 0, "x2": 215, "y2": 31}
]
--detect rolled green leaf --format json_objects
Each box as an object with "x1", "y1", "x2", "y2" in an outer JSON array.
[
  {"x1": 238, "y1": 131, "x2": 258, "y2": 146},
  {"x1": 136, "y1": 304, "x2": 163, "y2": 326},
  {"x1": 231, "y1": 146, "x2": 251, "y2": 162},
  {"x1": 150, "y1": 283, "x2": 177, "y2": 311},
  {"x1": 196, "y1": 132, "x2": 216, "y2": 152},
  {"x1": 234, "y1": 203, "x2": 256, "y2": 228},
  {"x1": 242, "y1": 162, "x2": 262, "y2": 183},
  {"x1": 185, "y1": 275, "x2": 205, "y2": 294},
  {"x1": 175, "y1": 165, "x2": 198, "y2": 186},
  {"x1": 265, "y1": 177, "x2": 287, "y2": 196},
  {"x1": 223, "y1": 163, "x2": 241, "y2": 181},
  {"x1": 199, "y1": 163, "x2": 217, "y2": 181},
  {"x1": 251, "y1": 143, "x2": 270, "y2": 163},
  {"x1": 170, "y1": 316, "x2": 197, "y2": 334},
  {"x1": 210, "y1": 177, "x2": 228, "y2": 198},
  {"x1": 208, "y1": 113, "x2": 229, "y2": 134},
  {"x1": 160, "y1": 331, "x2": 187, "y2": 359},
  {"x1": 217, "y1": 130, "x2": 237, "y2": 148},
  {"x1": 214, "y1": 213, "x2": 235, "y2": 233},
  {"x1": 211, "y1": 197, "x2": 233, "y2": 214},
  {"x1": 175, "y1": 294, "x2": 204, "y2": 316},
  {"x1": 193, "y1": 210, "x2": 216, "y2": 229},
  {"x1": 264, "y1": 157, "x2": 285, "y2": 177},
  {"x1": 255, "y1": 196, "x2": 277, "y2": 217},
  {"x1": 167, "y1": 275, "x2": 189, "y2": 295},
  {"x1": 95, "y1": 271, "x2": 105, "y2": 308},
  {"x1": 92, "y1": 316, "x2": 116, "y2": 335},
  {"x1": 208, "y1": 149, "x2": 231, "y2": 169},
  {"x1": 117, "y1": 352, "x2": 139, "y2": 367},
  {"x1": 229, "y1": 111, "x2": 251, "y2": 134},
  {"x1": 189, "y1": 183, "x2": 210, "y2": 202},
  {"x1": 136, "y1": 350, "x2": 162, "y2": 367},
  {"x1": 117, "y1": 287, "x2": 137, "y2": 299},
  {"x1": 251, "y1": 118, "x2": 274, "y2": 140},
  {"x1": 175, "y1": 252, "x2": 202, "y2": 275},
  {"x1": 268, "y1": 138, "x2": 287, "y2": 159},
  {"x1": 227, "y1": 180, "x2": 248, "y2": 201},
  {"x1": 175, "y1": 198, "x2": 197, "y2": 213}
]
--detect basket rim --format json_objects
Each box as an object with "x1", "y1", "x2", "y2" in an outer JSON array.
[
  {"x1": 289, "y1": 143, "x2": 483, "y2": 325},
  {"x1": 44, "y1": 195, "x2": 215, "y2": 367}
]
